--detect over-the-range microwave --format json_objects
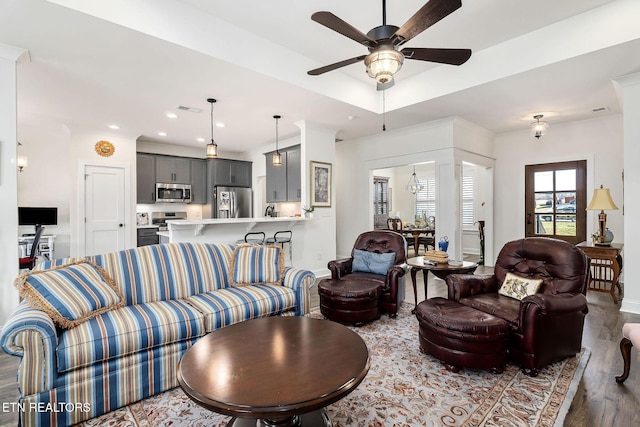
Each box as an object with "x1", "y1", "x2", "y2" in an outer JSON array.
[{"x1": 156, "y1": 183, "x2": 191, "y2": 203}]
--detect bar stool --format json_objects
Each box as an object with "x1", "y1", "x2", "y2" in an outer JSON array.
[
  {"x1": 235, "y1": 231, "x2": 265, "y2": 245},
  {"x1": 265, "y1": 231, "x2": 293, "y2": 264}
]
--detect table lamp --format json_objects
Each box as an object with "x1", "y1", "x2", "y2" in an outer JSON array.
[{"x1": 586, "y1": 185, "x2": 619, "y2": 246}]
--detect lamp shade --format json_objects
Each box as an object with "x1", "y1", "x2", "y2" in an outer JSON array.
[{"x1": 586, "y1": 185, "x2": 618, "y2": 211}]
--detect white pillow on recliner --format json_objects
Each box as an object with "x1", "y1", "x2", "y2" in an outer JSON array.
[{"x1": 498, "y1": 272, "x2": 542, "y2": 301}]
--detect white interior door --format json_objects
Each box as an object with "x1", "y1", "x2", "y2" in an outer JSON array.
[{"x1": 85, "y1": 165, "x2": 126, "y2": 255}]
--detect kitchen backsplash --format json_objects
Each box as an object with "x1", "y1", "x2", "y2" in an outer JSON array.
[{"x1": 136, "y1": 203, "x2": 203, "y2": 221}]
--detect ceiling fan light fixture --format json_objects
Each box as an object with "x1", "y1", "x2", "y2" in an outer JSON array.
[
  {"x1": 365, "y1": 48, "x2": 404, "y2": 84},
  {"x1": 531, "y1": 114, "x2": 547, "y2": 140}
]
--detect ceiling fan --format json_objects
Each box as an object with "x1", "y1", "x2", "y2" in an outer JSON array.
[{"x1": 307, "y1": 0, "x2": 471, "y2": 90}]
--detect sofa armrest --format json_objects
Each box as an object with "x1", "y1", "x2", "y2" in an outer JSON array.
[
  {"x1": 446, "y1": 274, "x2": 499, "y2": 300},
  {"x1": 384, "y1": 265, "x2": 406, "y2": 292},
  {"x1": 281, "y1": 267, "x2": 316, "y2": 316},
  {"x1": 520, "y1": 292, "x2": 588, "y2": 322},
  {"x1": 328, "y1": 258, "x2": 353, "y2": 279},
  {"x1": 0, "y1": 301, "x2": 58, "y2": 396}
]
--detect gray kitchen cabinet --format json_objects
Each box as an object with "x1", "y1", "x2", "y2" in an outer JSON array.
[
  {"x1": 190, "y1": 159, "x2": 207, "y2": 204},
  {"x1": 155, "y1": 156, "x2": 191, "y2": 184},
  {"x1": 265, "y1": 152, "x2": 288, "y2": 202},
  {"x1": 208, "y1": 158, "x2": 252, "y2": 188},
  {"x1": 286, "y1": 147, "x2": 301, "y2": 201},
  {"x1": 136, "y1": 153, "x2": 156, "y2": 204},
  {"x1": 265, "y1": 145, "x2": 301, "y2": 203}
]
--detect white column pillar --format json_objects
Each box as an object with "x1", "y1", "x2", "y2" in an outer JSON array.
[
  {"x1": 0, "y1": 44, "x2": 28, "y2": 325},
  {"x1": 435, "y1": 150, "x2": 462, "y2": 261},
  {"x1": 616, "y1": 72, "x2": 640, "y2": 314}
]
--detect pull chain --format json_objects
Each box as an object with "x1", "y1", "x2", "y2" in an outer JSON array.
[{"x1": 382, "y1": 90, "x2": 386, "y2": 132}]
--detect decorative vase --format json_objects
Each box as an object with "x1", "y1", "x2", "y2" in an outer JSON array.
[
  {"x1": 304, "y1": 212, "x2": 314, "y2": 218},
  {"x1": 604, "y1": 228, "x2": 614, "y2": 244}
]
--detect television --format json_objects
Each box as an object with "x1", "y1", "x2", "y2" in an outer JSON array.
[{"x1": 18, "y1": 207, "x2": 58, "y2": 234}]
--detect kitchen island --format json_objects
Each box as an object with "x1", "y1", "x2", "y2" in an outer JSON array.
[{"x1": 161, "y1": 217, "x2": 315, "y2": 267}]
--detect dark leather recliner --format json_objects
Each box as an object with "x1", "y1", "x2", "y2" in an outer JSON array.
[
  {"x1": 325, "y1": 230, "x2": 407, "y2": 318},
  {"x1": 446, "y1": 237, "x2": 590, "y2": 375}
]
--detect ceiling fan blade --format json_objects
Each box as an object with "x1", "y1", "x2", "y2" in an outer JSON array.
[
  {"x1": 393, "y1": 0, "x2": 462, "y2": 46},
  {"x1": 312, "y1": 11, "x2": 377, "y2": 48},
  {"x1": 401, "y1": 47, "x2": 471, "y2": 65},
  {"x1": 307, "y1": 55, "x2": 367, "y2": 76},
  {"x1": 377, "y1": 78, "x2": 395, "y2": 91}
]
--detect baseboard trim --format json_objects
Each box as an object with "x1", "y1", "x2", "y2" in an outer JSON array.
[{"x1": 620, "y1": 298, "x2": 640, "y2": 315}]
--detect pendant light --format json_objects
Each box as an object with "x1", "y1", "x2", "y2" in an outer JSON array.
[
  {"x1": 531, "y1": 114, "x2": 547, "y2": 140},
  {"x1": 406, "y1": 166, "x2": 424, "y2": 194},
  {"x1": 272, "y1": 115, "x2": 282, "y2": 166},
  {"x1": 206, "y1": 98, "x2": 218, "y2": 158}
]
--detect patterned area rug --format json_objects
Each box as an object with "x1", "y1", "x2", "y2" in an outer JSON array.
[{"x1": 81, "y1": 304, "x2": 589, "y2": 427}]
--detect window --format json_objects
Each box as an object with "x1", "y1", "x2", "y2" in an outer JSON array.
[
  {"x1": 462, "y1": 175, "x2": 474, "y2": 227},
  {"x1": 524, "y1": 160, "x2": 586, "y2": 245},
  {"x1": 373, "y1": 177, "x2": 390, "y2": 229},
  {"x1": 415, "y1": 178, "x2": 436, "y2": 219}
]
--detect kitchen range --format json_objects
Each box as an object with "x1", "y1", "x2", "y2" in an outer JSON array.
[{"x1": 136, "y1": 211, "x2": 187, "y2": 247}]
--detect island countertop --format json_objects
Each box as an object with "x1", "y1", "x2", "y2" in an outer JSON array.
[{"x1": 166, "y1": 216, "x2": 312, "y2": 226}]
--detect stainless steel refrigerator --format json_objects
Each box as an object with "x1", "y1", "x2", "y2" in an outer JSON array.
[{"x1": 213, "y1": 186, "x2": 253, "y2": 218}]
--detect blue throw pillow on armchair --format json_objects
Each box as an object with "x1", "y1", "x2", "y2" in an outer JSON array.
[{"x1": 352, "y1": 249, "x2": 396, "y2": 275}]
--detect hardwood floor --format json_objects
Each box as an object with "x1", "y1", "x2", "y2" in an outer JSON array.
[{"x1": 1, "y1": 266, "x2": 639, "y2": 426}]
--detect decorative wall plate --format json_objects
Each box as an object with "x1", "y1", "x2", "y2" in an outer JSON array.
[{"x1": 95, "y1": 140, "x2": 115, "y2": 157}]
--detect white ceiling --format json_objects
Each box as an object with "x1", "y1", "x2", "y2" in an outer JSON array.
[{"x1": 2, "y1": 0, "x2": 640, "y2": 154}]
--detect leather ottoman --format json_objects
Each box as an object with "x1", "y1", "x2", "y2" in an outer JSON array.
[
  {"x1": 415, "y1": 297, "x2": 510, "y2": 373},
  {"x1": 317, "y1": 278, "x2": 382, "y2": 325}
]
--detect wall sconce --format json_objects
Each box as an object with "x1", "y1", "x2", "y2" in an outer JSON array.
[
  {"x1": 17, "y1": 155, "x2": 28, "y2": 172},
  {"x1": 531, "y1": 114, "x2": 547, "y2": 139},
  {"x1": 586, "y1": 184, "x2": 619, "y2": 245}
]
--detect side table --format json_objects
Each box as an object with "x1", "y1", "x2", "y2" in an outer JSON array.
[
  {"x1": 577, "y1": 241, "x2": 623, "y2": 303},
  {"x1": 406, "y1": 257, "x2": 478, "y2": 313}
]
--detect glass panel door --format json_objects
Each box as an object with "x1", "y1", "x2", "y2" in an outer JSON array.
[{"x1": 525, "y1": 160, "x2": 586, "y2": 244}]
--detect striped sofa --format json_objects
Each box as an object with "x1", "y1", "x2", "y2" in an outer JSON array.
[{"x1": 0, "y1": 242, "x2": 315, "y2": 427}]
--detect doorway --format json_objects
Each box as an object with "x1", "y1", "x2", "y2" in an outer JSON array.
[
  {"x1": 524, "y1": 160, "x2": 587, "y2": 245},
  {"x1": 83, "y1": 164, "x2": 128, "y2": 256}
]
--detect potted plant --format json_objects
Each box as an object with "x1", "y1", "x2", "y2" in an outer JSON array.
[{"x1": 303, "y1": 205, "x2": 315, "y2": 218}]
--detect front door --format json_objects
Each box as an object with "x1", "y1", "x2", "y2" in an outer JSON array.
[
  {"x1": 84, "y1": 165, "x2": 126, "y2": 255},
  {"x1": 524, "y1": 160, "x2": 587, "y2": 245}
]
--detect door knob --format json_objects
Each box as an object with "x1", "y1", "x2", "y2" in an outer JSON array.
[{"x1": 119, "y1": 223, "x2": 124, "y2": 227}]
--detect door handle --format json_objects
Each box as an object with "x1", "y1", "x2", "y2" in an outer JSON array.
[
  {"x1": 119, "y1": 223, "x2": 124, "y2": 227},
  {"x1": 526, "y1": 213, "x2": 532, "y2": 225}
]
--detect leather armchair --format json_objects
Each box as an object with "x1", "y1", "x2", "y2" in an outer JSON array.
[
  {"x1": 446, "y1": 237, "x2": 590, "y2": 375},
  {"x1": 327, "y1": 231, "x2": 407, "y2": 317}
]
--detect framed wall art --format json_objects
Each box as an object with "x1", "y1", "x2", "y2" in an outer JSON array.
[{"x1": 310, "y1": 161, "x2": 332, "y2": 208}]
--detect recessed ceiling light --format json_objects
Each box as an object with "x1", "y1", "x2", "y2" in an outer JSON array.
[
  {"x1": 348, "y1": 115, "x2": 358, "y2": 121},
  {"x1": 196, "y1": 137, "x2": 205, "y2": 142},
  {"x1": 109, "y1": 124, "x2": 120, "y2": 129},
  {"x1": 216, "y1": 123, "x2": 225, "y2": 128},
  {"x1": 166, "y1": 113, "x2": 178, "y2": 119},
  {"x1": 158, "y1": 132, "x2": 167, "y2": 136}
]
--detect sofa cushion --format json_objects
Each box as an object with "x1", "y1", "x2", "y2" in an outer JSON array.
[
  {"x1": 230, "y1": 245, "x2": 285, "y2": 286},
  {"x1": 57, "y1": 299, "x2": 205, "y2": 372},
  {"x1": 15, "y1": 261, "x2": 124, "y2": 329},
  {"x1": 498, "y1": 272, "x2": 542, "y2": 301},
  {"x1": 185, "y1": 285, "x2": 297, "y2": 332},
  {"x1": 459, "y1": 294, "x2": 521, "y2": 327},
  {"x1": 352, "y1": 249, "x2": 395, "y2": 275}
]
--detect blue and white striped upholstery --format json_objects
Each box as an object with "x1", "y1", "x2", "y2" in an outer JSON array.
[{"x1": 1, "y1": 242, "x2": 315, "y2": 427}]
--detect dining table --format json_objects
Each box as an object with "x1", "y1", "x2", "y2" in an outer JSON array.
[{"x1": 401, "y1": 227, "x2": 435, "y2": 256}]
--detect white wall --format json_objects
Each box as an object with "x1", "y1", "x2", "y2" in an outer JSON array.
[
  {"x1": 493, "y1": 115, "x2": 624, "y2": 253},
  {"x1": 0, "y1": 45, "x2": 24, "y2": 326},
  {"x1": 336, "y1": 117, "x2": 495, "y2": 260}
]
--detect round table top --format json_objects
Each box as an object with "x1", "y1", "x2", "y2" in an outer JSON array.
[
  {"x1": 406, "y1": 257, "x2": 478, "y2": 272},
  {"x1": 178, "y1": 316, "x2": 370, "y2": 420}
]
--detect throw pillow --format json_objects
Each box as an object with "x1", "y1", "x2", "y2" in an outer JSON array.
[
  {"x1": 230, "y1": 244, "x2": 285, "y2": 286},
  {"x1": 498, "y1": 272, "x2": 543, "y2": 301},
  {"x1": 14, "y1": 260, "x2": 124, "y2": 329},
  {"x1": 352, "y1": 249, "x2": 396, "y2": 276}
]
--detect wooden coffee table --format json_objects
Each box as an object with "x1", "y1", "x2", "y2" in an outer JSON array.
[
  {"x1": 178, "y1": 316, "x2": 370, "y2": 426},
  {"x1": 406, "y1": 257, "x2": 478, "y2": 313}
]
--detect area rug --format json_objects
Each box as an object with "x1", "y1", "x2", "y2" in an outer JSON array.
[{"x1": 81, "y1": 304, "x2": 589, "y2": 427}]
